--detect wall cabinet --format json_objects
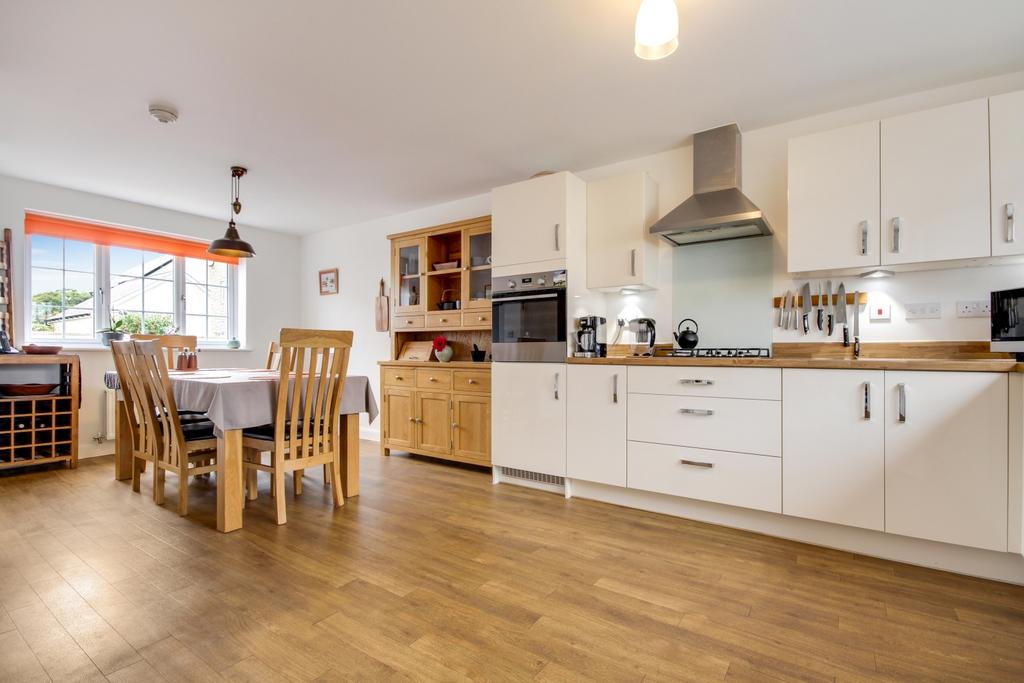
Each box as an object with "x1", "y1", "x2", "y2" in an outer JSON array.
[
  {"x1": 991, "y1": 89, "x2": 1024, "y2": 257},
  {"x1": 787, "y1": 121, "x2": 881, "y2": 272},
  {"x1": 587, "y1": 172, "x2": 660, "y2": 290},
  {"x1": 492, "y1": 171, "x2": 585, "y2": 269},
  {"x1": 880, "y1": 98, "x2": 990, "y2": 265},
  {"x1": 782, "y1": 369, "x2": 885, "y2": 531},
  {"x1": 884, "y1": 371, "x2": 1008, "y2": 552},
  {"x1": 566, "y1": 365, "x2": 625, "y2": 487},
  {"x1": 492, "y1": 362, "x2": 566, "y2": 477}
]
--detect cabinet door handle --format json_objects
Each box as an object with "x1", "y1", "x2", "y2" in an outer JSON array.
[
  {"x1": 1007, "y1": 203, "x2": 1016, "y2": 243},
  {"x1": 452, "y1": 423, "x2": 459, "y2": 429},
  {"x1": 408, "y1": 416, "x2": 416, "y2": 422},
  {"x1": 554, "y1": 372, "x2": 560, "y2": 400},
  {"x1": 554, "y1": 223, "x2": 560, "y2": 251},
  {"x1": 679, "y1": 408, "x2": 714, "y2": 416},
  {"x1": 892, "y1": 216, "x2": 901, "y2": 253},
  {"x1": 679, "y1": 459, "x2": 714, "y2": 469},
  {"x1": 897, "y1": 383, "x2": 907, "y2": 423},
  {"x1": 860, "y1": 220, "x2": 869, "y2": 255},
  {"x1": 863, "y1": 381, "x2": 871, "y2": 420},
  {"x1": 680, "y1": 378, "x2": 714, "y2": 385},
  {"x1": 630, "y1": 249, "x2": 637, "y2": 276},
  {"x1": 612, "y1": 373, "x2": 619, "y2": 404}
]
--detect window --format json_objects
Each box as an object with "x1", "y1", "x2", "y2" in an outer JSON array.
[{"x1": 26, "y1": 213, "x2": 240, "y2": 345}]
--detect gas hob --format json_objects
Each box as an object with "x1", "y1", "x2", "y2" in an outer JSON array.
[{"x1": 655, "y1": 347, "x2": 771, "y2": 358}]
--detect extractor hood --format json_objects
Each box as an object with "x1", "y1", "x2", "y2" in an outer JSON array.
[{"x1": 650, "y1": 123, "x2": 773, "y2": 246}]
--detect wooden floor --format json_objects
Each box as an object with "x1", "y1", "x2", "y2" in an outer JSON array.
[{"x1": 0, "y1": 445, "x2": 1023, "y2": 682}]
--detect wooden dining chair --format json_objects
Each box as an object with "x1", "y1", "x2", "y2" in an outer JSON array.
[
  {"x1": 242, "y1": 329, "x2": 352, "y2": 524},
  {"x1": 132, "y1": 334, "x2": 198, "y2": 368},
  {"x1": 110, "y1": 340, "x2": 151, "y2": 493},
  {"x1": 133, "y1": 339, "x2": 218, "y2": 515},
  {"x1": 266, "y1": 340, "x2": 281, "y2": 370}
]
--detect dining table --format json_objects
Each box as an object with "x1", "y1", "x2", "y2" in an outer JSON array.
[{"x1": 105, "y1": 367, "x2": 378, "y2": 532}]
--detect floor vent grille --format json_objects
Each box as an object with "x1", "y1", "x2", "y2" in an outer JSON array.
[{"x1": 499, "y1": 467, "x2": 564, "y2": 486}]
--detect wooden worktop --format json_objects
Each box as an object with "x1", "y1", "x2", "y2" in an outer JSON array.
[
  {"x1": 566, "y1": 355, "x2": 1022, "y2": 372},
  {"x1": 378, "y1": 360, "x2": 491, "y2": 369}
]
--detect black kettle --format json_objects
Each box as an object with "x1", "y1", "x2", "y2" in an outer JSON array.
[{"x1": 674, "y1": 318, "x2": 699, "y2": 349}]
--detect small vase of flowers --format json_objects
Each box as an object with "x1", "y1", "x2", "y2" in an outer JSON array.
[{"x1": 433, "y1": 335, "x2": 454, "y2": 363}]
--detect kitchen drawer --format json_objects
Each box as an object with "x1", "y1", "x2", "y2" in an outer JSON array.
[
  {"x1": 628, "y1": 366, "x2": 780, "y2": 401},
  {"x1": 394, "y1": 314, "x2": 425, "y2": 330},
  {"x1": 426, "y1": 311, "x2": 461, "y2": 328},
  {"x1": 453, "y1": 369, "x2": 491, "y2": 393},
  {"x1": 462, "y1": 310, "x2": 492, "y2": 327},
  {"x1": 627, "y1": 393, "x2": 781, "y2": 457},
  {"x1": 627, "y1": 441, "x2": 781, "y2": 513},
  {"x1": 382, "y1": 367, "x2": 416, "y2": 387},
  {"x1": 415, "y1": 368, "x2": 452, "y2": 390}
]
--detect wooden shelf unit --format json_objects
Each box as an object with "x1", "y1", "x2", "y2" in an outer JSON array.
[{"x1": 0, "y1": 354, "x2": 80, "y2": 471}]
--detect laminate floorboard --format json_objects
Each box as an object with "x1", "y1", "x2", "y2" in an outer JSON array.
[{"x1": 0, "y1": 444, "x2": 1022, "y2": 681}]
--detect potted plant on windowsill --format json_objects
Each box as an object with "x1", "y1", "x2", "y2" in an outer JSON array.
[{"x1": 98, "y1": 315, "x2": 128, "y2": 346}]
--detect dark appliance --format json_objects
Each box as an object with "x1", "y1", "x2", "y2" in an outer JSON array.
[
  {"x1": 991, "y1": 287, "x2": 1024, "y2": 359},
  {"x1": 491, "y1": 269, "x2": 568, "y2": 362},
  {"x1": 574, "y1": 316, "x2": 607, "y2": 358}
]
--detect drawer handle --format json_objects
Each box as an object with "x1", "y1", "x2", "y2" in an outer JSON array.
[
  {"x1": 394, "y1": 375, "x2": 403, "y2": 380},
  {"x1": 679, "y1": 459, "x2": 714, "y2": 469},
  {"x1": 680, "y1": 379, "x2": 714, "y2": 386},
  {"x1": 477, "y1": 316, "x2": 486, "y2": 321},
  {"x1": 679, "y1": 408, "x2": 714, "y2": 416},
  {"x1": 428, "y1": 377, "x2": 437, "y2": 382},
  {"x1": 406, "y1": 319, "x2": 414, "y2": 325},
  {"x1": 467, "y1": 378, "x2": 477, "y2": 384}
]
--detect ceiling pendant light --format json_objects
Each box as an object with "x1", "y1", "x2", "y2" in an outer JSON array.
[
  {"x1": 634, "y1": 0, "x2": 679, "y2": 60},
  {"x1": 209, "y1": 165, "x2": 255, "y2": 258}
]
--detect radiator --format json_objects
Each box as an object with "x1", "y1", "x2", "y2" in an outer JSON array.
[{"x1": 105, "y1": 388, "x2": 117, "y2": 440}]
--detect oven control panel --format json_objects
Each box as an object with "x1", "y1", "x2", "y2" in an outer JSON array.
[{"x1": 492, "y1": 269, "x2": 567, "y2": 295}]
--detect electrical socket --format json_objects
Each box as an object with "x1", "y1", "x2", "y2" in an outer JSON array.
[
  {"x1": 905, "y1": 302, "x2": 941, "y2": 320},
  {"x1": 956, "y1": 300, "x2": 991, "y2": 318}
]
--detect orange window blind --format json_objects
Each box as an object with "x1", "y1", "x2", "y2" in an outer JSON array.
[{"x1": 24, "y1": 212, "x2": 239, "y2": 265}]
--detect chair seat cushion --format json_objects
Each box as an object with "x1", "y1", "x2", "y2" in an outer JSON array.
[
  {"x1": 181, "y1": 419, "x2": 216, "y2": 441},
  {"x1": 243, "y1": 421, "x2": 323, "y2": 441}
]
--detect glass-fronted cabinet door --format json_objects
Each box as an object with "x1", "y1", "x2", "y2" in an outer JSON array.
[
  {"x1": 462, "y1": 227, "x2": 492, "y2": 311},
  {"x1": 392, "y1": 236, "x2": 426, "y2": 314}
]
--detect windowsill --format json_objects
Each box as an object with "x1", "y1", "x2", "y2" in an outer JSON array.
[{"x1": 23, "y1": 344, "x2": 253, "y2": 352}]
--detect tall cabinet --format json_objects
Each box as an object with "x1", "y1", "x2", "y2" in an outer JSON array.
[{"x1": 991, "y1": 89, "x2": 1024, "y2": 257}]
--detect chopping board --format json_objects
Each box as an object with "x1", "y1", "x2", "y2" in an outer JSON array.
[{"x1": 374, "y1": 278, "x2": 389, "y2": 332}]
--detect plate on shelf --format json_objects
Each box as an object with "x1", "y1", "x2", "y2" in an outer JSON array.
[
  {"x1": 22, "y1": 344, "x2": 63, "y2": 355},
  {"x1": 0, "y1": 383, "x2": 58, "y2": 396}
]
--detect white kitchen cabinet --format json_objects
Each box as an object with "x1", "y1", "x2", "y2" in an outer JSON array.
[
  {"x1": 491, "y1": 171, "x2": 585, "y2": 269},
  {"x1": 991, "y1": 89, "x2": 1024, "y2": 257},
  {"x1": 880, "y1": 98, "x2": 990, "y2": 265},
  {"x1": 782, "y1": 369, "x2": 885, "y2": 531},
  {"x1": 787, "y1": 121, "x2": 881, "y2": 272},
  {"x1": 492, "y1": 362, "x2": 566, "y2": 477},
  {"x1": 587, "y1": 172, "x2": 660, "y2": 290},
  {"x1": 628, "y1": 366, "x2": 780, "y2": 401},
  {"x1": 885, "y1": 371, "x2": 1008, "y2": 552},
  {"x1": 567, "y1": 365, "x2": 626, "y2": 486}
]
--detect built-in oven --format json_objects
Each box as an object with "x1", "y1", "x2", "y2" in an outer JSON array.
[
  {"x1": 491, "y1": 269, "x2": 567, "y2": 362},
  {"x1": 992, "y1": 287, "x2": 1024, "y2": 359}
]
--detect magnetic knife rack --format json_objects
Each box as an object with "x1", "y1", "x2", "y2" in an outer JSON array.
[{"x1": 772, "y1": 292, "x2": 869, "y2": 309}]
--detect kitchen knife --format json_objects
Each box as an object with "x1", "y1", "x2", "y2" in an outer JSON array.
[
  {"x1": 853, "y1": 290, "x2": 861, "y2": 357},
  {"x1": 836, "y1": 282, "x2": 849, "y2": 346},
  {"x1": 799, "y1": 283, "x2": 811, "y2": 334},
  {"x1": 816, "y1": 283, "x2": 824, "y2": 331},
  {"x1": 778, "y1": 290, "x2": 790, "y2": 327},
  {"x1": 825, "y1": 280, "x2": 834, "y2": 336}
]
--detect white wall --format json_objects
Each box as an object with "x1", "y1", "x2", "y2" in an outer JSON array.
[{"x1": 0, "y1": 174, "x2": 303, "y2": 458}]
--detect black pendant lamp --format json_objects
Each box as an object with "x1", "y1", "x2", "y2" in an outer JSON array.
[{"x1": 208, "y1": 165, "x2": 255, "y2": 258}]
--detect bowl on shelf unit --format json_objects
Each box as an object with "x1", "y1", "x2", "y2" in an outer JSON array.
[
  {"x1": 0, "y1": 383, "x2": 59, "y2": 396},
  {"x1": 433, "y1": 260, "x2": 459, "y2": 271},
  {"x1": 22, "y1": 344, "x2": 63, "y2": 355}
]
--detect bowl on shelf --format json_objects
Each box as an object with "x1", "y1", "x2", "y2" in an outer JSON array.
[
  {"x1": 22, "y1": 344, "x2": 63, "y2": 355},
  {"x1": 0, "y1": 383, "x2": 58, "y2": 396},
  {"x1": 432, "y1": 260, "x2": 459, "y2": 271}
]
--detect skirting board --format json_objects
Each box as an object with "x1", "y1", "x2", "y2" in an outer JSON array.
[{"x1": 566, "y1": 479, "x2": 1024, "y2": 585}]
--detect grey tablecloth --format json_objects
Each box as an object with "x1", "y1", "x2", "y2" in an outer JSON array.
[{"x1": 103, "y1": 369, "x2": 378, "y2": 430}]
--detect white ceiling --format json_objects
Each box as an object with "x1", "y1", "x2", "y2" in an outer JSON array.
[{"x1": 2, "y1": 0, "x2": 1024, "y2": 235}]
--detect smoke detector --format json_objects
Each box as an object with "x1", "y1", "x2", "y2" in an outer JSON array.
[{"x1": 148, "y1": 104, "x2": 178, "y2": 124}]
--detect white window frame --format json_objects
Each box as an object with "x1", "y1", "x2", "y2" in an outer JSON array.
[{"x1": 25, "y1": 235, "x2": 240, "y2": 348}]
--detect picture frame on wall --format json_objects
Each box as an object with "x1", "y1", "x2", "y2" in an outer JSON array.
[{"x1": 318, "y1": 268, "x2": 339, "y2": 295}]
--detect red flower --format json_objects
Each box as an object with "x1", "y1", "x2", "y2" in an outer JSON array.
[{"x1": 432, "y1": 335, "x2": 447, "y2": 352}]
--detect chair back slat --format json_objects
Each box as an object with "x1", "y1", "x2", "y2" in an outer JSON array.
[
  {"x1": 133, "y1": 340, "x2": 188, "y2": 468},
  {"x1": 132, "y1": 334, "x2": 198, "y2": 368},
  {"x1": 110, "y1": 341, "x2": 143, "y2": 453}
]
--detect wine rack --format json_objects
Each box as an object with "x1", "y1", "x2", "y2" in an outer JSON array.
[{"x1": 0, "y1": 354, "x2": 79, "y2": 471}]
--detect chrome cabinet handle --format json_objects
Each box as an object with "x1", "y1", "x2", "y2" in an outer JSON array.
[
  {"x1": 897, "y1": 383, "x2": 906, "y2": 423},
  {"x1": 630, "y1": 249, "x2": 637, "y2": 277},
  {"x1": 680, "y1": 378, "x2": 714, "y2": 385},
  {"x1": 863, "y1": 381, "x2": 871, "y2": 420},
  {"x1": 860, "y1": 220, "x2": 869, "y2": 255},
  {"x1": 554, "y1": 372, "x2": 560, "y2": 400},
  {"x1": 1007, "y1": 203, "x2": 1016, "y2": 243},
  {"x1": 679, "y1": 408, "x2": 714, "y2": 416},
  {"x1": 554, "y1": 223, "x2": 560, "y2": 251},
  {"x1": 892, "y1": 217, "x2": 901, "y2": 253},
  {"x1": 612, "y1": 374, "x2": 619, "y2": 404},
  {"x1": 679, "y1": 459, "x2": 714, "y2": 469}
]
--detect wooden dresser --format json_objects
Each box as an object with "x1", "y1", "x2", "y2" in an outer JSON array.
[{"x1": 379, "y1": 215, "x2": 492, "y2": 467}]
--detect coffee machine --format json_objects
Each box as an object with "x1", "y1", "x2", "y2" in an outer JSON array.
[{"x1": 574, "y1": 316, "x2": 607, "y2": 358}]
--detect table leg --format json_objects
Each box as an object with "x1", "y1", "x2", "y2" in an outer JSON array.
[
  {"x1": 340, "y1": 413, "x2": 360, "y2": 498},
  {"x1": 114, "y1": 399, "x2": 132, "y2": 481},
  {"x1": 217, "y1": 429, "x2": 244, "y2": 532}
]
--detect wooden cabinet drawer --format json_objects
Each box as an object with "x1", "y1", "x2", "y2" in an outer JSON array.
[
  {"x1": 628, "y1": 366, "x2": 780, "y2": 401},
  {"x1": 381, "y1": 367, "x2": 416, "y2": 387},
  {"x1": 394, "y1": 314, "x2": 425, "y2": 330},
  {"x1": 415, "y1": 368, "x2": 452, "y2": 390},
  {"x1": 627, "y1": 393, "x2": 781, "y2": 457},
  {"x1": 426, "y1": 311, "x2": 461, "y2": 328},
  {"x1": 627, "y1": 441, "x2": 781, "y2": 513},
  {"x1": 453, "y1": 369, "x2": 490, "y2": 393},
  {"x1": 462, "y1": 310, "x2": 492, "y2": 327}
]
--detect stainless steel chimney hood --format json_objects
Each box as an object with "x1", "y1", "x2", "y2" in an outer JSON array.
[{"x1": 650, "y1": 123, "x2": 773, "y2": 246}]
